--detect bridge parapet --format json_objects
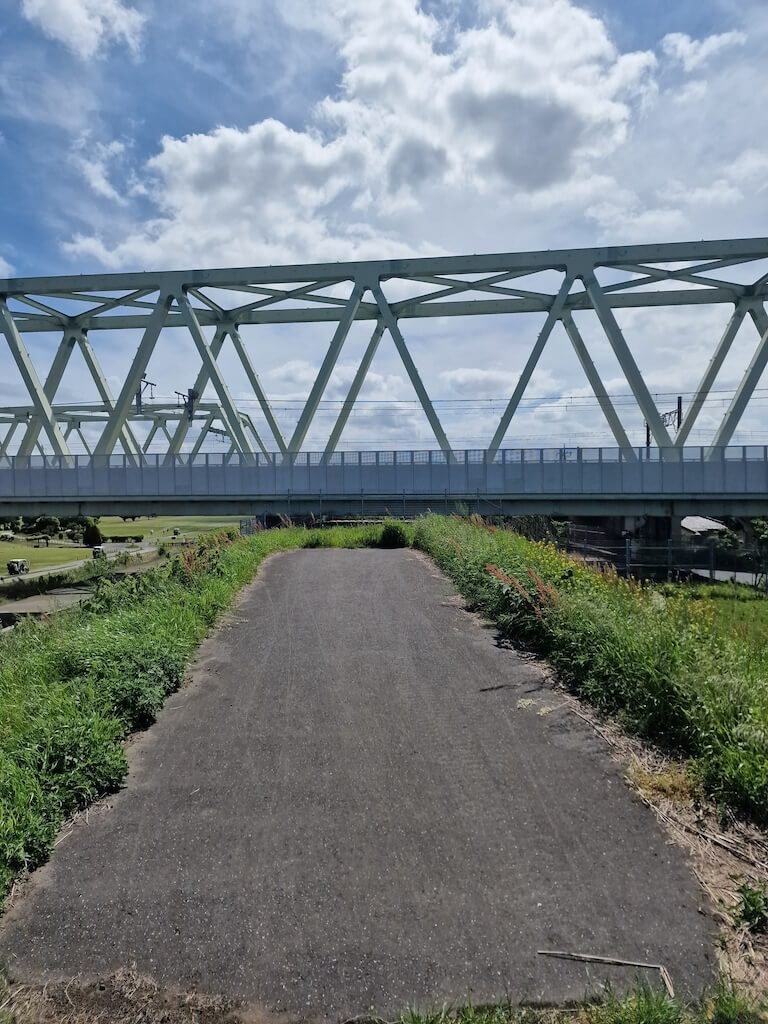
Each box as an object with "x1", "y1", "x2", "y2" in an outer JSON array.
[{"x1": 1, "y1": 447, "x2": 767, "y2": 518}]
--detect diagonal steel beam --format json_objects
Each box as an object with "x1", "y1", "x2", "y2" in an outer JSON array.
[
  {"x1": 583, "y1": 271, "x2": 673, "y2": 447},
  {"x1": 94, "y1": 290, "x2": 174, "y2": 456},
  {"x1": 287, "y1": 283, "x2": 363, "y2": 454},
  {"x1": 675, "y1": 303, "x2": 747, "y2": 446},
  {"x1": 239, "y1": 412, "x2": 271, "y2": 459},
  {"x1": 142, "y1": 421, "x2": 161, "y2": 453},
  {"x1": 0, "y1": 420, "x2": 20, "y2": 458},
  {"x1": 606, "y1": 262, "x2": 744, "y2": 295},
  {"x1": 395, "y1": 270, "x2": 550, "y2": 310},
  {"x1": 709, "y1": 303, "x2": 768, "y2": 453},
  {"x1": 372, "y1": 284, "x2": 453, "y2": 457},
  {"x1": 561, "y1": 312, "x2": 634, "y2": 456},
  {"x1": 16, "y1": 329, "x2": 78, "y2": 456},
  {"x1": 77, "y1": 331, "x2": 142, "y2": 462},
  {"x1": 190, "y1": 411, "x2": 215, "y2": 457},
  {"x1": 165, "y1": 323, "x2": 227, "y2": 460},
  {"x1": 487, "y1": 274, "x2": 573, "y2": 457},
  {"x1": 0, "y1": 299, "x2": 71, "y2": 457},
  {"x1": 176, "y1": 292, "x2": 255, "y2": 458},
  {"x1": 228, "y1": 326, "x2": 287, "y2": 453},
  {"x1": 324, "y1": 320, "x2": 386, "y2": 457}
]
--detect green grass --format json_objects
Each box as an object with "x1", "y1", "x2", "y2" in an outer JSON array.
[
  {"x1": 657, "y1": 582, "x2": 768, "y2": 647},
  {"x1": 0, "y1": 540, "x2": 89, "y2": 573},
  {"x1": 402, "y1": 983, "x2": 764, "y2": 1024},
  {"x1": 413, "y1": 517, "x2": 768, "y2": 824},
  {"x1": 0, "y1": 522, "x2": 401, "y2": 900},
  {"x1": 98, "y1": 514, "x2": 243, "y2": 540}
]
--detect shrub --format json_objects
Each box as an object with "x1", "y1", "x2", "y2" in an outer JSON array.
[{"x1": 378, "y1": 520, "x2": 409, "y2": 548}]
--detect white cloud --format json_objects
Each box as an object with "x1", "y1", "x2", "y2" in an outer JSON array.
[
  {"x1": 70, "y1": 136, "x2": 128, "y2": 202},
  {"x1": 0, "y1": 255, "x2": 14, "y2": 277},
  {"x1": 64, "y1": 0, "x2": 657, "y2": 268},
  {"x1": 20, "y1": 0, "x2": 145, "y2": 60},
  {"x1": 661, "y1": 30, "x2": 746, "y2": 72}
]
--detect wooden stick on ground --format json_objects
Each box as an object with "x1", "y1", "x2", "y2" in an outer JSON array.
[{"x1": 537, "y1": 949, "x2": 675, "y2": 999}]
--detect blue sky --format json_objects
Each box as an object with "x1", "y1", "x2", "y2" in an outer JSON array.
[{"x1": 1, "y1": 0, "x2": 767, "y2": 451}]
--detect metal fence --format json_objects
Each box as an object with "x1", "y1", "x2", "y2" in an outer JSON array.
[
  {"x1": 565, "y1": 537, "x2": 767, "y2": 585},
  {"x1": 1, "y1": 445, "x2": 767, "y2": 500}
]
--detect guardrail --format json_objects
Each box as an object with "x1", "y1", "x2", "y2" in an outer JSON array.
[{"x1": 1, "y1": 446, "x2": 767, "y2": 500}]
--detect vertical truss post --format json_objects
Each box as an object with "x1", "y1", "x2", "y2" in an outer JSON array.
[
  {"x1": 229, "y1": 326, "x2": 287, "y2": 453},
  {"x1": 372, "y1": 283, "x2": 453, "y2": 457},
  {"x1": 324, "y1": 320, "x2": 385, "y2": 458},
  {"x1": 488, "y1": 274, "x2": 573, "y2": 458},
  {"x1": 288, "y1": 283, "x2": 362, "y2": 455},
  {"x1": 17, "y1": 329, "x2": 78, "y2": 456},
  {"x1": 78, "y1": 330, "x2": 142, "y2": 463},
  {"x1": 561, "y1": 311, "x2": 634, "y2": 455},
  {"x1": 94, "y1": 290, "x2": 174, "y2": 456},
  {"x1": 176, "y1": 293, "x2": 255, "y2": 458},
  {"x1": 676, "y1": 302, "x2": 747, "y2": 447},
  {"x1": 582, "y1": 270, "x2": 673, "y2": 448},
  {"x1": 709, "y1": 302, "x2": 768, "y2": 453},
  {"x1": 0, "y1": 300, "x2": 71, "y2": 458},
  {"x1": 165, "y1": 324, "x2": 227, "y2": 460}
]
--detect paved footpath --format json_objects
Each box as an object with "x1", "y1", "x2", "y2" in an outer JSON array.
[{"x1": 0, "y1": 549, "x2": 714, "y2": 1019}]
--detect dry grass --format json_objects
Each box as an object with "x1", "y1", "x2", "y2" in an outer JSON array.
[{"x1": 0, "y1": 968, "x2": 247, "y2": 1023}]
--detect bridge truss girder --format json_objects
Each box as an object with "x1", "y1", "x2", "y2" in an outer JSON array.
[{"x1": 1, "y1": 237, "x2": 768, "y2": 459}]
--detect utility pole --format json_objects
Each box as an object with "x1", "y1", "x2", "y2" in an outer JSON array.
[
  {"x1": 135, "y1": 374, "x2": 156, "y2": 415},
  {"x1": 646, "y1": 396, "x2": 682, "y2": 454},
  {"x1": 175, "y1": 388, "x2": 200, "y2": 422}
]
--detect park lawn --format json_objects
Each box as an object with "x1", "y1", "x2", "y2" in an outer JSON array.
[
  {"x1": 98, "y1": 514, "x2": 243, "y2": 540},
  {"x1": 0, "y1": 541, "x2": 89, "y2": 573}
]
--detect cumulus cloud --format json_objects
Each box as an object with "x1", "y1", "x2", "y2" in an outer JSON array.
[
  {"x1": 0, "y1": 255, "x2": 14, "y2": 277},
  {"x1": 64, "y1": 0, "x2": 657, "y2": 268},
  {"x1": 661, "y1": 30, "x2": 746, "y2": 72},
  {"x1": 20, "y1": 0, "x2": 145, "y2": 60}
]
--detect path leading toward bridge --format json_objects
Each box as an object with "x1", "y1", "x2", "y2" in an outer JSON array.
[{"x1": 0, "y1": 548, "x2": 714, "y2": 1019}]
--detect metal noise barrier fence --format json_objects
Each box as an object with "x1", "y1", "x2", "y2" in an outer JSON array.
[{"x1": 1, "y1": 446, "x2": 768, "y2": 500}]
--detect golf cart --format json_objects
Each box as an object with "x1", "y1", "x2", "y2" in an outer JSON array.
[{"x1": 7, "y1": 559, "x2": 30, "y2": 575}]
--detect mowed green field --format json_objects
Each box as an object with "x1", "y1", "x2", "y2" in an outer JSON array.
[
  {"x1": 99, "y1": 515, "x2": 243, "y2": 540},
  {"x1": 0, "y1": 541, "x2": 89, "y2": 573}
]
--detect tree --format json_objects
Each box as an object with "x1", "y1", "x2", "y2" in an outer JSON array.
[
  {"x1": 82, "y1": 520, "x2": 103, "y2": 546},
  {"x1": 34, "y1": 515, "x2": 60, "y2": 536}
]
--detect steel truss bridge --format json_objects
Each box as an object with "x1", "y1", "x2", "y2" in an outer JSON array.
[{"x1": 2, "y1": 237, "x2": 768, "y2": 515}]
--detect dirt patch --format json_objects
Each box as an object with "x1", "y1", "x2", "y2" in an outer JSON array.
[{"x1": 0, "y1": 968, "x2": 274, "y2": 1024}]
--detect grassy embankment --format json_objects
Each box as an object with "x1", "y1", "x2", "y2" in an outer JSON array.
[
  {"x1": 0, "y1": 523, "x2": 391, "y2": 900},
  {"x1": 413, "y1": 517, "x2": 768, "y2": 826}
]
